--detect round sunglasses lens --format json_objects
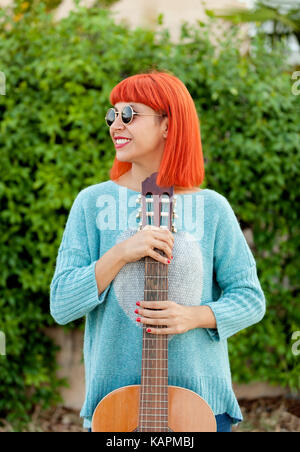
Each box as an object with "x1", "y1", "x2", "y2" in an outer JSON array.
[
  {"x1": 106, "y1": 108, "x2": 115, "y2": 126},
  {"x1": 122, "y1": 106, "x2": 133, "y2": 124}
]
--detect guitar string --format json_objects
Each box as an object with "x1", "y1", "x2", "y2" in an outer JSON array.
[
  {"x1": 141, "y1": 195, "x2": 147, "y2": 432},
  {"x1": 159, "y1": 196, "x2": 165, "y2": 431},
  {"x1": 144, "y1": 194, "x2": 148, "y2": 432},
  {"x1": 156, "y1": 195, "x2": 161, "y2": 432},
  {"x1": 158, "y1": 217, "x2": 161, "y2": 432},
  {"x1": 159, "y1": 195, "x2": 167, "y2": 431},
  {"x1": 157, "y1": 195, "x2": 160, "y2": 433}
]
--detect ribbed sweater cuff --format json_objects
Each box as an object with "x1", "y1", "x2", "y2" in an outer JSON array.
[{"x1": 202, "y1": 265, "x2": 265, "y2": 342}]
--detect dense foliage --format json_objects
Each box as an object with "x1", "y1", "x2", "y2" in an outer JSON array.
[{"x1": 0, "y1": 1, "x2": 299, "y2": 429}]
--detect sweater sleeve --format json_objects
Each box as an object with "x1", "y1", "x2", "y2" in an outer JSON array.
[
  {"x1": 202, "y1": 196, "x2": 266, "y2": 342},
  {"x1": 50, "y1": 191, "x2": 110, "y2": 325}
]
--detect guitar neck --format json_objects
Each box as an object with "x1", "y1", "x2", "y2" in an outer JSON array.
[
  {"x1": 139, "y1": 253, "x2": 169, "y2": 431},
  {"x1": 137, "y1": 172, "x2": 175, "y2": 432}
]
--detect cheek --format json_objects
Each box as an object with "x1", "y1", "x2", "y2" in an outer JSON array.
[
  {"x1": 130, "y1": 122, "x2": 160, "y2": 150},
  {"x1": 133, "y1": 133, "x2": 155, "y2": 150}
]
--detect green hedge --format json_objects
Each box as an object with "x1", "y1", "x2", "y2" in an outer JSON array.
[{"x1": 0, "y1": 2, "x2": 299, "y2": 429}]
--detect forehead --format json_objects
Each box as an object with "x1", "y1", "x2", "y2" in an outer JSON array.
[{"x1": 114, "y1": 102, "x2": 147, "y2": 110}]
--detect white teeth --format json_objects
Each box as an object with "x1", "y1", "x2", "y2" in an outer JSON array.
[{"x1": 115, "y1": 139, "x2": 131, "y2": 144}]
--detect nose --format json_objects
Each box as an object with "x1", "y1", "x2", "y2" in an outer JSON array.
[{"x1": 112, "y1": 112, "x2": 125, "y2": 130}]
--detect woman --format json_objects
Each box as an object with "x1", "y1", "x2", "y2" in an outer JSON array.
[{"x1": 50, "y1": 70, "x2": 266, "y2": 432}]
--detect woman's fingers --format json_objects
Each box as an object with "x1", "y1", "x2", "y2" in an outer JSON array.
[
  {"x1": 151, "y1": 238, "x2": 173, "y2": 260},
  {"x1": 142, "y1": 225, "x2": 174, "y2": 264},
  {"x1": 148, "y1": 247, "x2": 171, "y2": 264}
]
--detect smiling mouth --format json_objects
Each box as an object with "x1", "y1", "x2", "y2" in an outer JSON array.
[{"x1": 115, "y1": 140, "x2": 132, "y2": 149}]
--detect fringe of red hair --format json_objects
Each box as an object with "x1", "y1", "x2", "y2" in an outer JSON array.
[{"x1": 108, "y1": 70, "x2": 205, "y2": 188}]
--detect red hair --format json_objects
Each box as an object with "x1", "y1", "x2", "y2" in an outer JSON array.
[{"x1": 109, "y1": 69, "x2": 205, "y2": 188}]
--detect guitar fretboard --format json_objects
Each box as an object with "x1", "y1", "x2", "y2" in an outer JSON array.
[
  {"x1": 138, "y1": 254, "x2": 169, "y2": 432},
  {"x1": 137, "y1": 172, "x2": 174, "y2": 432}
]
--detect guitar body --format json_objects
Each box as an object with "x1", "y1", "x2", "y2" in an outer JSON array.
[{"x1": 92, "y1": 385, "x2": 216, "y2": 432}]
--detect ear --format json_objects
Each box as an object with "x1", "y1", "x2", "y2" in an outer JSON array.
[{"x1": 162, "y1": 116, "x2": 168, "y2": 139}]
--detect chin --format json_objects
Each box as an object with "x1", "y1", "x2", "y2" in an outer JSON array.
[{"x1": 116, "y1": 153, "x2": 133, "y2": 162}]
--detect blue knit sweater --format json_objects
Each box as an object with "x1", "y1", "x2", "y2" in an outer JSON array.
[{"x1": 50, "y1": 180, "x2": 266, "y2": 429}]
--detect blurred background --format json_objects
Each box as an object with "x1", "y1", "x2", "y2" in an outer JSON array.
[{"x1": 0, "y1": 0, "x2": 299, "y2": 432}]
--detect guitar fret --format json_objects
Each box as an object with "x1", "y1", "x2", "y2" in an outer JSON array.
[
  {"x1": 139, "y1": 418, "x2": 168, "y2": 420},
  {"x1": 145, "y1": 276, "x2": 167, "y2": 278},
  {"x1": 140, "y1": 401, "x2": 168, "y2": 403},
  {"x1": 143, "y1": 337, "x2": 168, "y2": 339},
  {"x1": 140, "y1": 420, "x2": 168, "y2": 423},
  {"x1": 143, "y1": 341, "x2": 167, "y2": 343},
  {"x1": 142, "y1": 358, "x2": 167, "y2": 360},
  {"x1": 140, "y1": 384, "x2": 168, "y2": 387},
  {"x1": 140, "y1": 408, "x2": 168, "y2": 411},
  {"x1": 139, "y1": 414, "x2": 169, "y2": 422},
  {"x1": 140, "y1": 393, "x2": 168, "y2": 396},
  {"x1": 144, "y1": 289, "x2": 168, "y2": 291},
  {"x1": 142, "y1": 348, "x2": 167, "y2": 351},
  {"x1": 142, "y1": 376, "x2": 168, "y2": 379}
]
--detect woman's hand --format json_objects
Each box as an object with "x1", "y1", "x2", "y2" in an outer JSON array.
[
  {"x1": 134, "y1": 300, "x2": 197, "y2": 335},
  {"x1": 120, "y1": 225, "x2": 174, "y2": 265}
]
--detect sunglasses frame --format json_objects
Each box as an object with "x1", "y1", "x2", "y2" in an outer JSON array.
[{"x1": 105, "y1": 105, "x2": 165, "y2": 127}]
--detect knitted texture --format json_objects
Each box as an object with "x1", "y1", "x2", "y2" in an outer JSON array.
[{"x1": 50, "y1": 180, "x2": 266, "y2": 428}]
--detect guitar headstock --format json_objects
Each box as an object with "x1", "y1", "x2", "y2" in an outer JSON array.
[{"x1": 136, "y1": 172, "x2": 178, "y2": 233}]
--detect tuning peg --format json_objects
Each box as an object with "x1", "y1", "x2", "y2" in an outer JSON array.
[
  {"x1": 136, "y1": 208, "x2": 142, "y2": 219},
  {"x1": 171, "y1": 225, "x2": 177, "y2": 233},
  {"x1": 172, "y1": 208, "x2": 178, "y2": 219},
  {"x1": 138, "y1": 222, "x2": 143, "y2": 231},
  {"x1": 136, "y1": 194, "x2": 142, "y2": 204},
  {"x1": 173, "y1": 195, "x2": 177, "y2": 206}
]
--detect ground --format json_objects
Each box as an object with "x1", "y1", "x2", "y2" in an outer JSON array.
[{"x1": 0, "y1": 396, "x2": 299, "y2": 432}]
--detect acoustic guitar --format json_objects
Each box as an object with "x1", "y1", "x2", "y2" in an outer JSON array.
[{"x1": 91, "y1": 172, "x2": 217, "y2": 432}]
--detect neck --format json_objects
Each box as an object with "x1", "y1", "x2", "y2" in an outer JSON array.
[
  {"x1": 129, "y1": 166, "x2": 158, "y2": 191},
  {"x1": 125, "y1": 167, "x2": 193, "y2": 192}
]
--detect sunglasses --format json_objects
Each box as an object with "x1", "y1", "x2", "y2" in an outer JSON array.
[{"x1": 105, "y1": 105, "x2": 165, "y2": 127}]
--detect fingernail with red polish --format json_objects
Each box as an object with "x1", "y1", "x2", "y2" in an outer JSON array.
[
  {"x1": 167, "y1": 260, "x2": 171, "y2": 264},
  {"x1": 136, "y1": 318, "x2": 141, "y2": 322},
  {"x1": 134, "y1": 309, "x2": 139, "y2": 314},
  {"x1": 146, "y1": 328, "x2": 151, "y2": 333},
  {"x1": 136, "y1": 301, "x2": 140, "y2": 306}
]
